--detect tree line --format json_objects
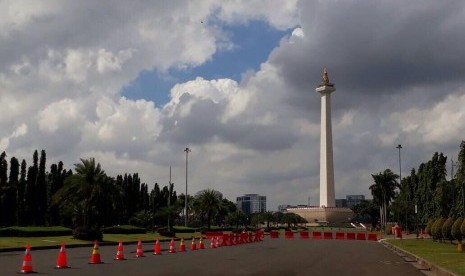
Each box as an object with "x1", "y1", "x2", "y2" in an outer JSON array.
[
  {"x1": 355, "y1": 140, "x2": 465, "y2": 231},
  {"x1": 0, "y1": 150, "x2": 243, "y2": 230}
]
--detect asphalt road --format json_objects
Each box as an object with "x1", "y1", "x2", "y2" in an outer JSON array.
[{"x1": 0, "y1": 238, "x2": 426, "y2": 275}]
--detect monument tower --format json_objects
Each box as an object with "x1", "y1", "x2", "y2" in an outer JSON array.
[
  {"x1": 316, "y1": 69, "x2": 336, "y2": 207},
  {"x1": 286, "y1": 68, "x2": 353, "y2": 224}
]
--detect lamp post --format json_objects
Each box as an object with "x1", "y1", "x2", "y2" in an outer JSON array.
[
  {"x1": 184, "y1": 147, "x2": 191, "y2": 227},
  {"x1": 396, "y1": 144, "x2": 404, "y2": 229}
]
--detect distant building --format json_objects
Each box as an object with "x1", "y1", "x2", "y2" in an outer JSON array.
[
  {"x1": 335, "y1": 195, "x2": 365, "y2": 208},
  {"x1": 278, "y1": 204, "x2": 291, "y2": 213},
  {"x1": 346, "y1": 195, "x2": 365, "y2": 207},
  {"x1": 236, "y1": 194, "x2": 266, "y2": 215},
  {"x1": 335, "y1": 199, "x2": 347, "y2": 208}
]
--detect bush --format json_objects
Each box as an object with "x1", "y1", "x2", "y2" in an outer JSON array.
[
  {"x1": 173, "y1": 226, "x2": 200, "y2": 233},
  {"x1": 426, "y1": 218, "x2": 436, "y2": 236},
  {"x1": 0, "y1": 226, "x2": 72, "y2": 237},
  {"x1": 103, "y1": 225, "x2": 147, "y2": 234},
  {"x1": 432, "y1": 218, "x2": 446, "y2": 241},
  {"x1": 460, "y1": 219, "x2": 465, "y2": 238},
  {"x1": 157, "y1": 228, "x2": 176, "y2": 237},
  {"x1": 442, "y1": 217, "x2": 454, "y2": 243},
  {"x1": 73, "y1": 227, "x2": 103, "y2": 241},
  {"x1": 452, "y1": 217, "x2": 464, "y2": 243}
]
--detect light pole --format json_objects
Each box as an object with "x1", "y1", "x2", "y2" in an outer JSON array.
[
  {"x1": 184, "y1": 147, "x2": 191, "y2": 227},
  {"x1": 396, "y1": 144, "x2": 404, "y2": 229}
]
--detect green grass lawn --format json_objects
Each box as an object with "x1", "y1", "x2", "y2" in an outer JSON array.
[
  {"x1": 387, "y1": 239, "x2": 465, "y2": 275},
  {"x1": 0, "y1": 232, "x2": 204, "y2": 249}
]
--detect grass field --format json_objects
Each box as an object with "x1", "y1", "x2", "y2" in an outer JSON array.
[
  {"x1": 387, "y1": 239, "x2": 465, "y2": 275},
  {"x1": 0, "y1": 232, "x2": 204, "y2": 249}
]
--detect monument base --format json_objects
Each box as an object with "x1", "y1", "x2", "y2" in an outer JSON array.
[{"x1": 287, "y1": 206, "x2": 354, "y2": 226}]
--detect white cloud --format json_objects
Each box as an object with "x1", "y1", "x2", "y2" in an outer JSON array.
[{"x1": 2, "y1": 1, "x2": 465, "y2": 210}]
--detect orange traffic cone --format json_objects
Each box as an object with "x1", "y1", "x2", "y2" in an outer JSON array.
[
  {"x1": 135, "y1": 240, "x2": 145, "y2": 257},
  {"x1": 20, "y1": 244, "x2": 36, "y2": 274},
  {"x1": 55, "y1": 243, "x2": 70, "y2": 269},
  {"x1": 198, "y1": 237, "x2": 205, "y2": 249},
  {"x1": 89, "y1": 240, "x2": 103, "y2": 264},
  {"x1": 168, "y1": 238, "x2": 176, "y2": 253},
  {"x1": 215, "y1": 236, "x2": 221, "y2": 248},
  {"x1": 153, "y1": 239, "x2": 162, "y2": 255},
  {"x1": 210, "y1": 237, "x2": 215, "y2": 249},
  {"x1": 190, "y1": 237, "x2": 197, "y2": 250},
  {"x1": 114, "y1": 241, "x2": 126, "y2": 260},
  {"x1": 179, "y1": 238, "x2": 186, "y2": 252}
]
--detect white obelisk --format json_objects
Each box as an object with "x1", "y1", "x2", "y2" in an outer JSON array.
[{"x1": 316, "y1": 68, "x2": 336, "y2": 207}]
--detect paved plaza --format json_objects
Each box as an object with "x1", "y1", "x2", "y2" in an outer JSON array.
[{"x1": 0, "y1": 238, "x2": 427, "y2": 275}]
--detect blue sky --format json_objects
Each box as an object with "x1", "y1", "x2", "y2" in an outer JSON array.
[{"x1": 121, "y1": 20, "x2": 289, "y2": 106}]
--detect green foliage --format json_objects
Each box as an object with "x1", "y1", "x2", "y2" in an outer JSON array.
[
  {"x1": 192, "y1": 189, "x2": 223, "y2": 229},
  {"x1": 441, "y1": 217, "x2": 454, "y2": 242},
  {"x1": 0, "y1": 226, "x2": 72, "y2": 237},
  {"x1": 426, "y1": 218, "x2": 436, "y2": 236},
  {"x1": 172, "y1": 226, "x2": 200, "y2": 233},
  {"x1": 460, "y1": 219, "x2": 465, "y2": 238},
  {"x1": 432, "y1": 217, "x2": 446, "y2": 241},
  {"x1": 73, "y1": 226, "x2": 102, "y2": 241},
  {"x1": 452, "y1": 217, "x2": 464, "y2": 243},
  {"x1": 102, "y1": 225, "x2": 147, "y2": 234}
]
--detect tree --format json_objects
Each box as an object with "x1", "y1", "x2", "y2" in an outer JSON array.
[
  {"x1": 225, "y1": 210, "x2": 247, "y2": 229},
  {"x1": 17, "y1": 159, "x2": 27, "y2": 225},
  {"x1": 35, "y1": 150, "x2": 47, "y2": 225},
  {"x1": 193, "y1": 189, "x2": 223, "y2": 229},
  {"x1": 351, "y1": 200, "x2": 379, "y2": 228},
  {"x1": 369, "y1": 169, "x2": 399, "y2": 231},
  {"x1": 442, "y1": 217, "x2": 454, "y2": 243},
  {"x1": 53, "y1": 158, "x2": 113, "y2": 229},
  {"x1": 0, "y1": 152, "x2": 7, "y2": 225}
]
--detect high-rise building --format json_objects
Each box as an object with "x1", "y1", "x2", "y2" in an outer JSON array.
[
  {"x1": 346, "y1": 195, "x2": 365, "y2": 207},
  {"x1": 335, "y1": 195, "x2": 365, "y2": 208},
  {"x1": 236, "y1": 194, "x2": 266, "y2": 215}
]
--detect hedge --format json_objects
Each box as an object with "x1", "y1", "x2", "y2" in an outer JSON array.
[
  {"x1": 0, "y1": 226, "x2": 72, "y2": 237},
  {"x1": 102, "y1": 225, "x2": 147, "y2": 234}
]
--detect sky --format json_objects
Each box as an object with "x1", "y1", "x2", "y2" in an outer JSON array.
[{"x1": 1, "y1": 0, "x2": 465, "y2": 210}]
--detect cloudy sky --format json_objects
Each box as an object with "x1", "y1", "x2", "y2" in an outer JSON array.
[{"x1": 1, "y1": 0, "x2": 464, "y2": 210}]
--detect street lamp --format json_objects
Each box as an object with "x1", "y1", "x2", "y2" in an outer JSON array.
[
  {"x1": 396, "y1": 144, "x2": 404, "y2": 230},
  {"x1": 184, "y1": 147, "x2": 191, "y2": 227}
]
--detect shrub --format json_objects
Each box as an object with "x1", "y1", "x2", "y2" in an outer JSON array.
[
  {"x1": 426, "y1": 218, "x2": 436, "y2": 236},
  {"x1": 103, "y1": 225, "x2": 147, "y2": 234},
  {"x1": 452, "y1": 217, "x2": 464, "y2": 243},
  {"x1": 173, "y1": 226, "x2": 200, "y2": 233},
  {"x1": 432, "y1": 218, "x2": 446, "y2": 241},
  {"x1": 73, "y1": 227, "x2": 103, "y2": 241},
  {"x1": 442, "y1": 217, "x2": 454, "y2": 243},
  {"x1": 460, "y1": 219, "x2": 465, "y2": 238},
  {"x1": 157, "y1": 227, "x2": 176, "y2": 237},
  {"x1": 0, "y1": 226, "x2": 72, "y2": 237}
]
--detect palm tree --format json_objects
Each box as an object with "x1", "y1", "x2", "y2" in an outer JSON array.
[
  {"x1": 193, "y1": 189, "x2": 223, "y2": 229},
  {"x1": 53, "y1": 158, "x2": 113, "y2": 228},
  {"x1": 370, "y1": 169, "x2": 399, "y2": 232}
]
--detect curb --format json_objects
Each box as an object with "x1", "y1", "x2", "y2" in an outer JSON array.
[{"x1": 380, "y1": 239, "x2": 456, "y2": 276}]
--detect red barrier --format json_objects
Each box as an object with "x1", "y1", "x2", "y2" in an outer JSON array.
[
  {"x1": 312, "y1": 231, "x2": 322, "y2": 239},
  {"x1": 248, "y1": 232, "x2": 253, "y2": 243},
  {"x1": 205, "y1": 231, "x2": 223, "y2": 239},
  {"x1": 241, "y1": 233, "x2": 248, "y2": 243},
  {"x1": 323, "y1": 232, "x2": 333, "y2": 239},
  {"x1": 270, "y1": 231, "x2": 279, "y2": 239},
  {"x1": 356, "y1": 233, "x2": 366, "y2": 240},
  {"x1": 346, "y1": 233, "x2": 356, "y2": 240},
  {"x1": 284, "y1": 230, "x2": 294, "y2": 239},
  {"x1": 300, "y1": 230, "x2": 309, "y2": 239},
  {"x1": 222, "y1": 234, "x2": 230, "y2": 246},
  {"x1": 335, "y1": 232, "x2": 345, "y2": 240},
  {"x1": 367, "y1": 233, "x2": 377, "y2": 241}
]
